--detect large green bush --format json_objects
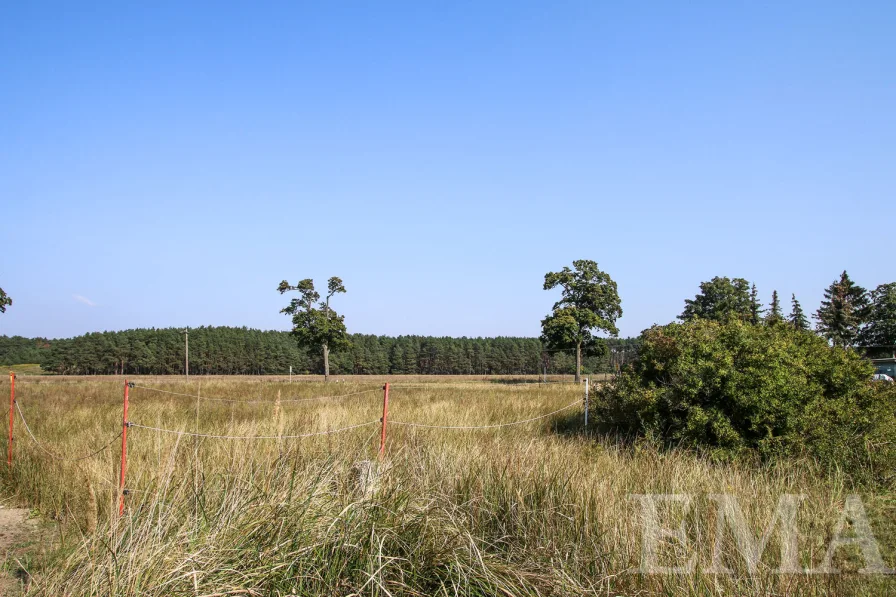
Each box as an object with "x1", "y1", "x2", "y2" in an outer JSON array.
[{"x1": 595, "y1": 319, "x2": 896, "y2": 484}]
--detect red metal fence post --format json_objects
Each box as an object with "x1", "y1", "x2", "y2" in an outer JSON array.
[
  {"x1": 7, "y1": 372, "x2": 14, "y2": 467},
  {"x1": 379, "y1": 382, "x2": 389, "y2": 459},
  {"x1": 118, "y1": 380, "x2": 130, "y2": 516}
]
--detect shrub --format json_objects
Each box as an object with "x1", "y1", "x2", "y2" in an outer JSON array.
[{"x1": 594, "y1": 319, "x2": 895, "y2": 484}]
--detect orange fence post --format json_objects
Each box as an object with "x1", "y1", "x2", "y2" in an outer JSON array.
[
  {"x1": 379, "y1": 383, "x2": 389, "y2": 458},
  {"x1": 7, "y1": 372, "x2": 15, "y2": 466},
  {"x1": 118, "y1": 380, "x2": 131, "y2": 516}
]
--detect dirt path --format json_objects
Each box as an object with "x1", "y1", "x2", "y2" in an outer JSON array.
[{"x1": 0, "y1": 505, "x2": 39, "y2": 595}]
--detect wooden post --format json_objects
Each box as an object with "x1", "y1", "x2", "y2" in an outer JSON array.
[
  {"x1": 379, "y1": 383, "x2": 389, "y2": 459},
  {"x1": 7, "y1": 372, "x2": 14, "y2": 466},
  {"x1": 584, "y1": 377, "x2": 590, "y2": 429},
  {"x1": 118, "y1": 380, "x2": 130, "y2": 516}
]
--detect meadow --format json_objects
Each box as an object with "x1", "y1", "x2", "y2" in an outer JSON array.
[{"x1": 1, "y1": 376, "x2": 894, "y2": 596}]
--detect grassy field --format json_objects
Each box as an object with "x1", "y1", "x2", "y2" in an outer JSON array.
[
  {"x1": 2, "y1": 364, "x2": 43, "y2": 376},
  {"x1": 1, "y1": 376, "x2": 894, "y2": 596},
  {"x1": 8, "y1": 373, "x2": 591, "y2": 383}
]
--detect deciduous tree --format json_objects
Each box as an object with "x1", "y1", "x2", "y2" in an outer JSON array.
[
  {"x1": 681, "y1": 277, "x2": 752, "y2": 323},
  {"x1": 278, "y1": 277, "x2": 350, "y2": 381},
  {"x1": 0, "y1": 287, "x2": 11, "y2": 314},
  {"x1": 541, "y1": 260, "x2": 621, "y2": 382}
]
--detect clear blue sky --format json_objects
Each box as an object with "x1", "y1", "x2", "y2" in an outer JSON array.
[{"x1": 1, "y1": 2, "x2": 893, "y2": 340}]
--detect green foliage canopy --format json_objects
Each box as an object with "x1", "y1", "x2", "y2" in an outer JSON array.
[
  {"x1": 279, "y1": 277, "x2": 350, "y2": 380},
  {"x1": 788, "y1": 293, "x2": 809, "y2": 331},
  {"x1": 1, "y1": 327, "x2": 634, "y2": 375},
  {"x1": 595, "y1": 318, "x2": 895, "y2": 484},
  {"x1": 815, "y1": 270, "x2": 869, "y2": 347},
  {"x1": 278, "y1": 278, "x2": 350, "y2": 354},
  {"x1": 0, "y1": 287, "x2": 11, "y2": 314},
  {"x1": 765, "y1": 290, "x2": 783, "y2": 325},
  {"x1": 541, "y1": 260, "x2": 621, "y2": 381},
  {"x1": 858, "y1": 283, "x2": 896, "y2": 347},
  {"x1": 749, "y1": 283, "x2": 763, "y2": 325},
  {"x1": 680, "y1": 277, "x2": 752, "y2": 323}
]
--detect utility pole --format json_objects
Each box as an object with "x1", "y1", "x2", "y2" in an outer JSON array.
[{"x1": 182, "y1": 328, "x2": 189, "y2": 379}]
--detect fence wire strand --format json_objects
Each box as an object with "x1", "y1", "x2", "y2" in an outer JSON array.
[
  {"x1": 389, "y1": 381, "x2": 579, "y2": 389},
  {"x1": 388, "y1": 399, "x2": 581, "y2": 430},
  {"x1": 129, "y1": 419, "x2": 379, "y2": 440},
  {"x1": 131, "y1": 384, "x2": 380, "y2": 404},
  {"x1": 15, "y1": 401, "x2": 122, "y2": 462}
]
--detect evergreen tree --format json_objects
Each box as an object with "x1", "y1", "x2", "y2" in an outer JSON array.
[
  {"x1": 788, "y1": 294, "x2": 809, "y2": 331},
  {"x1": 765, "y1": 290, "x2": 783, "y2": 326},
  {"x1": 749, "y1": 283, "x2": 763, "y2": 325},
  {"x1": 0, "y1": 336, "x2": 48, "y2": 365},
  {"x1": 815, "y1": 271, "x2": 869, "y2": 348},
  {"x1": 858, "y1": 282, "x2": 896, "y2": 347},
  {"x1": 8, "y1": 327, "x2": 636, "y2": 376}
]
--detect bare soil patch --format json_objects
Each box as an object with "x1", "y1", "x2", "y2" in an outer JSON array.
[{"x1": 0, "y1": 505, "x2": 41, "y2": 595}]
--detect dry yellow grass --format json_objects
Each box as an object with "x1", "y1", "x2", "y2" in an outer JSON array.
[{"x1": 1, "y1": 377, "x2": 893, "y2": 596}]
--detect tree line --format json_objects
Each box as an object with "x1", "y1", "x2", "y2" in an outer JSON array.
[
  {"x1": 678, "y1": 272, "x2": 896, "y2": 350},
  {"x1": 1, "y1": 266, "x2": 891, "y2": 377},
  {"x1": 278, "y1": 263, "x2": 626, "y2": 383},
  {"x1": 274, "y1": 264, "x2": 894, "y2": 385},
  {"x1": 0, "y1": 328, "x2": 639, "y2": 376}
]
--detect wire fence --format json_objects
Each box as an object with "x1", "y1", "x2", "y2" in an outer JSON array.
[
  {"x1": 127, "y1": 383, "x2": 580, "y2": 436},
  {"x1": 388, "y1": 399, "x2": 582, "y2": 429},
  {"x1": 388, "y1": 380, "x2": 579, "y2": 389},
  {"x1": 7, "y1": 382, "x2": 586, "y2": 446},
  {"x1": 6, "y1": 377, "x2": 590, "y2": 511},
  {"x1": 130, "y1": 384, "x2": 382, "y2": 404},
  {"x1": 128, "y1": 419, "x2": 380, "y2": 440},
  {"x1": 15, "y1": 400, "x2": 122, "y2": 462}
]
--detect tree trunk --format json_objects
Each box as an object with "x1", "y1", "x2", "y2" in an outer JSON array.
[
  {"x1": 575, "y1": 342, "x2": 582, "y2": 383},
  {"x1": 323, "y1": 343, "x2": 330, "y2": 382}
]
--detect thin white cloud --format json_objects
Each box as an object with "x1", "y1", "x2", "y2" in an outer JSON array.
[{"x1": 73, "y1": 294, "x2": 97, "y2": 307}]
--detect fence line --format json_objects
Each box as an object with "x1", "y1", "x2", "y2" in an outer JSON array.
[
  {"x1": 128, "y1": 419, "x2": 379, "y2": 440},
  {"x1": 9, "y1": 379, "x2": 587, "y2": 512},
  {"x1": 388, "y1": 399, "x2": 581, "y2": 430},
  {"x1": 127, "y1": 398, "x2": 580, "y2": 439},
  {"x1": 14, "y1": 400, "x2": 122, "y2": 462},
  {"x1": 389, "y1": 381, "x2": 579, "y2": 389},
  {"x1": 276, "y1": 388, "x2": 381, "y2": 403},
  {"x1": 8, "y1": 388, "x2": 585, "y2": 449},
  {"x1": 131, "y1": 384, "x2": 381, "y2": 404}
]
